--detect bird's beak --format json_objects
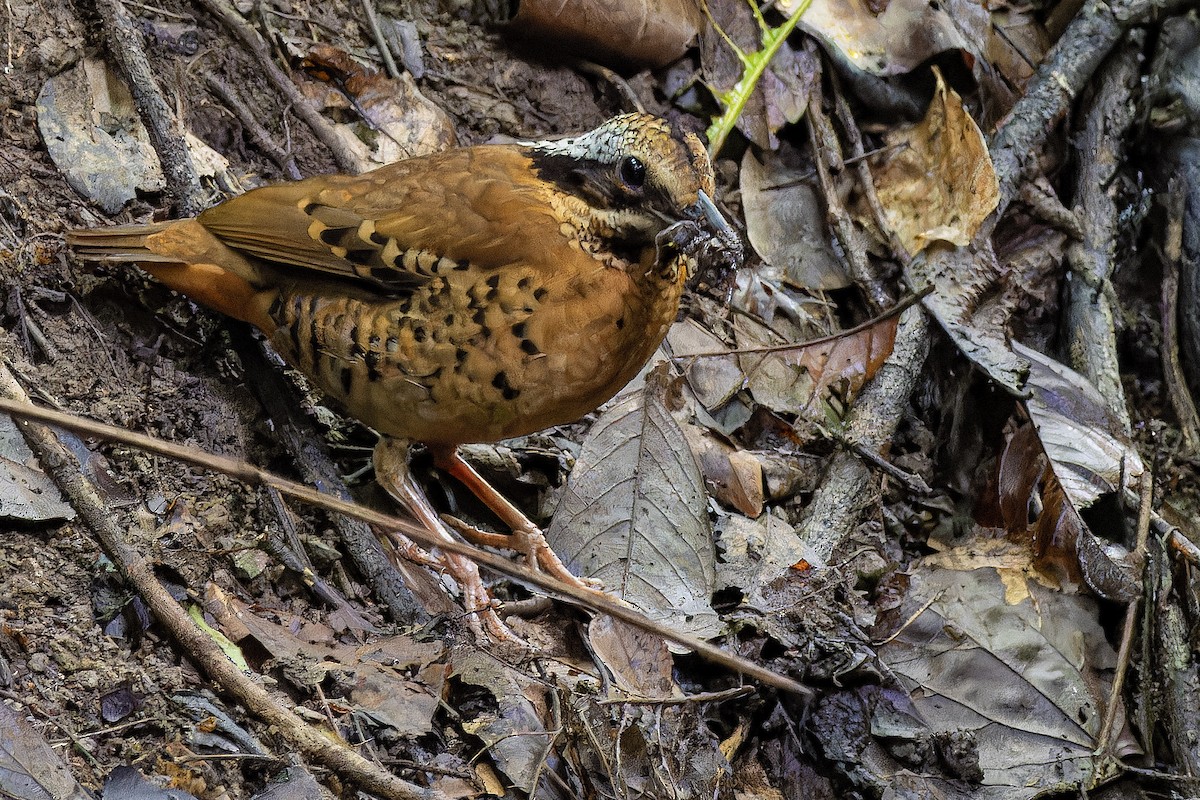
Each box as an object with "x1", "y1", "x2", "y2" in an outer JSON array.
[{"x1": 691, "y1": 190, "x2": 744, "y2": 266}]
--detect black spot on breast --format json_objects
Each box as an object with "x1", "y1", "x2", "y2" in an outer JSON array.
[
  {"x1": 486, "y1": 275, "x2": 501, "y2": 289},
  {"x1": 454, "y1": 259, "x2": 471, "y2": 271},
  {"x1": 413, "y1": 326, "x2": 428, "y2": 343},
  {"x1": 511, "y1": 321, "x2": 526, "y2": 338},
  {"x1": 533, "y1": 287, "x2": 548, "y2": 301},
  {"x1": 444, "y1": 313, "x2": 454, "y2": 326},
  {"x1": 492, "y1": 371, "x2": 520, "y2": 400},
  {"x1": 472, "y1": 308, "x2": 486, "y2": 325},
  {"x1": 455, "y1": 347, "x2": 469, "y2": 363},
  {"x1": 364, "y1": 350, "x2": 381, "y2": 381},
  {"x1": 397, "y1": 297, "x2": 412, "y2": 314},
  {"x1": 616, "y1": 317, "x2": 626, "y2": 330},
  {"x1": 517, "y1": 276, "x2": 533, "y2": 290},
  {"x1": 520, "y1": 339, "x2": 540, "y2": 355}
]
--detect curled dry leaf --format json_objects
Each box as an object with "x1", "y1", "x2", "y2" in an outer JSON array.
[
  {"x1": 681, "y1": 420, "x2": 765, "y2": 516},
  {"x1": 730, "y1": 312, "x2": 900, "y2": 422},
  {"x1": 300, "y1": 43, "x2": 456, "y2": 171},
  {"x1": 547, "y1": 366, "x2": 720, "y2": 640},
  {"x1": 990, "y1": 344, "x2": 1144, "y2": 601},
  {"x1": 507, "y1": 0, "x2": 701, "y2": 70},
  {"x1": 998, "y1": 424, "x2": 1138, "y2": 602},
  {"x1": 1014, "y1": 341, "x2": 1143, "y2": 506},
  {"x1": 872, "y1": 68, "x2": 999, "y2": 256}
]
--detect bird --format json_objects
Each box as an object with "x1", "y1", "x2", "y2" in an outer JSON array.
[{"x1": 70, "y1": 112, "x2": 740, "y2": 638}]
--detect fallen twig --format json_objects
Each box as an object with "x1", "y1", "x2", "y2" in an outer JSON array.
[{"x1": 0, "y1": 396, "x2": 813, "y2": 699}]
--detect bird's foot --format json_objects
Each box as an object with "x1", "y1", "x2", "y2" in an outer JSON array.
[{"x1": 442, "y1": 514, "x2": 607, "y2": 596}]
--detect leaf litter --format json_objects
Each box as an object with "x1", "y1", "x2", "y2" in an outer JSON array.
[{"x1": 1, "y1": 0, "x2": 1196, "y2": 796}]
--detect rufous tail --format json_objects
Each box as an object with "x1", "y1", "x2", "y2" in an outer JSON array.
[{"x1": 68, "y1": 221, "x2": 274, "y2": 333}]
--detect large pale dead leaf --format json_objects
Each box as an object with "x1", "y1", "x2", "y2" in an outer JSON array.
[
  {"x1": 873, "y1": 68, "x2": 999, "y2": 256},
  {"x1": 876, "y1": 557, "x2": 1127, "y2": 799},
  {"x1": 547, "y1": 369, "x2": 719, "y2": 639},
  {"x1": 0, "y1": 413, "x2": 74, "y2": 522},
  {"x1": 741, "y1": 148, "x2": 850, "y2": 290},
  {"x1": 0, "y1": 703, "x2": 91, "y2": 800},
  {"x1": 37, "y1": 59, "x2": 232, "y2": 214},
  {"x1": 783, "y1": 0, "x2": 1047, "y2": 104}
]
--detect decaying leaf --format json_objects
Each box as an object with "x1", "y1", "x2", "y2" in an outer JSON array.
[
  {"x1": 876, "y1": 557, "x2": 1128, "y2": 798},
  {"x1": 741, "y1": 147, "x2": 850, "y2": 290},
  {"x1": 300, "y1": 44, "x2": 456, "y2": 170},
  {"x1": 873, "y1": 68, "x2": 999, "y2": 256},
  {"x1": 716, "y1": 513, "x2": 826, "y2": 607},
  {"x1": 454, "y1": 645, "x2": 553, "y2": 795},
  {"x1": 201, "y1": 585, "x2": 444, "y2": 737},
  {"x1": 732, "y1": 312, "x2": 899, "y2": 421},
  {"x1": 701, "y1": 0, "x2": 817, "y2": 152},
  {"x1": 0, "y1": 703, "x2": 91, "y2": 800},
  {"x1": 1015, "y1": 341, "x2": 1143, "y2": 507},
  {"x1": 547, "y1": 367, "x2": 720, "y2": 639},
  {"x1": 587, "y1": 616, "x2": 678, "y2": 698}
]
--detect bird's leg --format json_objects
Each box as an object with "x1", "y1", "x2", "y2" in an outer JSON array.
[
  {"x1": 429, "y1": 445, "x2": 606, "y2": 594},
  {"x1": 371, "y1": 438, "x2": 517, "y2": 642}
]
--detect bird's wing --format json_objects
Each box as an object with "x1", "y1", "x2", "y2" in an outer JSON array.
[{"x1": 197, "y1": 147, "x2": 560, "y2": 292}]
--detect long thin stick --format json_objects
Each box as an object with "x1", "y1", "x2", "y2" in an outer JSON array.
[{"x1": 0, "y1": 398, "x2": 812, "y2": 699}]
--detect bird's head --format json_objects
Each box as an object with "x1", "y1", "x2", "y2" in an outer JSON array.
[{"x1": 520, "y1": 113, "x2": 739, "y2": 264}]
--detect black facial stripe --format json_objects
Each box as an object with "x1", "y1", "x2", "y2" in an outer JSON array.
[{"x1": 526, "y1": 150, "x2": 637, "y2": 211}]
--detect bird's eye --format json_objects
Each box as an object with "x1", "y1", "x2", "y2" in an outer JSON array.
[{"x1": 619, "y1": 156, "x2": 646, "y2": 189}]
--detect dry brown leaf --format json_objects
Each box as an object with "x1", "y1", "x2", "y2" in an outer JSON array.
[
  {"x1": 873, "y1": 67, "x2": 999, "y2": 255},
  {"x1": 727, "y1": 312, "x2": 899, "y2": 420},
  {"x1": 507, "y1": 0, "x2": 701, "y2": 69},
  {"x1": 546, "y1": 367, "x2": 720, "y2": 639},
  {"x1": 587, "y1": 617, "x2": 678, "y2": 698}
]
